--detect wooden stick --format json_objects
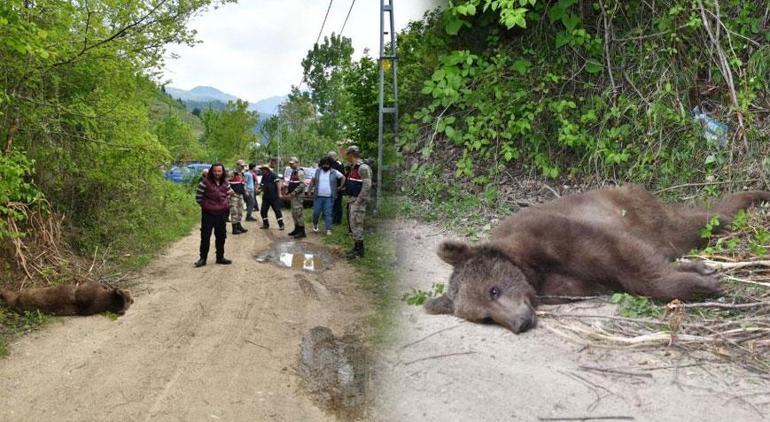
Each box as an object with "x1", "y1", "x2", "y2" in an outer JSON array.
[
  {"x1": 538, "y1": 417, "x2": 634, "y2": 421},
  {"x1": 401, "y1": 351, "x2": 476, "y2": 366},
  {"x1": 400, "y1": 323, "x2": 464, "y2": 350},
  {"x1": 578, "y1": 365, "x2": 653, "y2": 379},
  {"x1": 655, "y1": 179, "x2": 760, "y2": 194},
  {"x1": 701, "y1": 260, "x2": 770, "y2": 270},
  {"x1": 669, "y1": 301, "x2": 770, "y2": 310}
]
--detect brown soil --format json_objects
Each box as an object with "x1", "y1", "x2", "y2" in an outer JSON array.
[{"x1": 0, "y1": 216, "x2": 374, "y2": 421}]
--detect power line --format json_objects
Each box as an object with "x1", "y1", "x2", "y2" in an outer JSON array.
[
  {"x1": 297, "y1": 0, "x2": 336, "y2": 89},
  {"x1": 339, "y1": 0, "x2": 356, "y2": 36},
  {"x1": 315, "y1": 0, "x2": 335, "y2": 45}
]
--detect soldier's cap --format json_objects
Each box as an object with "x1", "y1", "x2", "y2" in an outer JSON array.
[
  {"x1": 288, "y1": 156, "x2": 299, "y2": 164},
  {"x1": 346, "y1": 145, "x2": 361, "y2": 155},
  {"x1": 258, "y1": 163, "x2": 272, "y2": 171},
  {"x1": 236, "y1": 159, "x2": 245, "y2": 166}
]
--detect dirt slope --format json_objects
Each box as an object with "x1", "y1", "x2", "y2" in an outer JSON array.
[
  {"x1": 375, "y1": 220, "x2": 770, "y2": 422},
  {"x1": 0, "y1": 216, "x2": 373, "y2": 421}
]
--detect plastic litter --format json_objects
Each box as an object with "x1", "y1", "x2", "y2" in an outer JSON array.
[{"x1": 692, "y1": 106, "x2": 729, "y2": 147}]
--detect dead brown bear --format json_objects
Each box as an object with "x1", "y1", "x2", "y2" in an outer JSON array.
[
  {"x1": 0, "y1": 282, "x2": 133, "y2": 316},
  {"x1": 424, "y1": 185, "x2": 770, "y2": 333}
]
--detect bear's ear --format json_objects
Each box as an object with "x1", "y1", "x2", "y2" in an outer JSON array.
[
  {"x1": 424, "y1": 294, "x2": 454, "y2": 315},
  {"x1": 437, "y1": 240, "x2": 471, "y2": 266}
]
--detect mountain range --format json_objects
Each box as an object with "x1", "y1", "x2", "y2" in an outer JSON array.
[{"x1": 165, "y1": 85, "x2": 286, "y2": 116}]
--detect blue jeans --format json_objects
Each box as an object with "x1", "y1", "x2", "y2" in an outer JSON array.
[{"x1": 312, "y1": 196, "x2": 334, "y2": 230}]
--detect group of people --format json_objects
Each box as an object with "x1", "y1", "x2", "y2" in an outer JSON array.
[{"x1": 193, "y1": 146, "x2": 372, "y2": 267}]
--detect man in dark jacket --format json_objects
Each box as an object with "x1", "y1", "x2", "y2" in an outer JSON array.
[
  {"x1": 257, "y1": 163, "x2": 285, "y2": 230},
  {"x1": 194, "y1": 163, "x2": 233, "y2": 267},
  {"x1": 328, "y1": 150, "x2": 346, "y2": 225}
]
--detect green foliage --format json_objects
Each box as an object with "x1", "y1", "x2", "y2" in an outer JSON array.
[
  {"x1": 201, "y1": 99, "x2": 259, "y2": 163},
  {"x1": 151, "y1": 91, "x2": 206, "y2": 163},
  {"x1": 749, "y1": 227, "x2": 769, "y2": 257},
  {"x1": 700, "y1": 215, "x2": 721, "y2": 239},
  {"x1": 395, "y1": 0, "x2": 770, "y2": 189},
  {"x1": 0, "y1": 305, "x2": 54, "y2": 357},
  {"x1": 610, "y1": 293, "x2": 661, "y2": 318},
  {"x1": 401, "y1": 282, "x2": 446, "y2": 306},
  {"x1": 102, "y1": 311, "x2": 120, "y2": 321},
  {"x1": 0, "y1": 0, "x2": 230, "y2": 272},
  {"x1": 0, "y1": 152, "x2": 43, "y2": 239}
]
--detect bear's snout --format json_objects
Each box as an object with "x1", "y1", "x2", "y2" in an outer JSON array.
[
  {"x1": 508, "y1": 313, "x2": 537, "y2": 334},
  {"x1": 490, "y1": 298, "x2": 537, "y2": 334}
]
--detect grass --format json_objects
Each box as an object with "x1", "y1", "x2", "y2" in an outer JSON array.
[{"x1": 0, "y1": 306, "x2": 55, "y2": 358}]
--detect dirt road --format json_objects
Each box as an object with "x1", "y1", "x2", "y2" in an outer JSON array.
[
  {"x1": 0, "y1": 216, "x2": 373, "y2": 421},
  {"x1": 375, "y1": 220, "x2": 770, "y2": 422}
]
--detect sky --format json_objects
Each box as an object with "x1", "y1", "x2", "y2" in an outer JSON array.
[{"x1": 162, "y1": 0, "x2": 444, "y2": 102}]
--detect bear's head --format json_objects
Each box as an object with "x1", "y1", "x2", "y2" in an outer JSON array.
[
  {"x1": 424, "y1": 240, "x2": 537, "y2": 334},
  {"x1": 111, "y1": 288, "x2": 134, "y2": 315}
]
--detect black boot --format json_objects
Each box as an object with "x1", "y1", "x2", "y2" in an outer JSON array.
[
  {"x1": 288, "y1": 226, "x2": 298, "y2": 236},
  {"x1": 293, "y1": 226, "x2": 307, "y2": 239},
  {"x1": 347, "y1": 241, "x2": 364, "y2": 259},
  {"x1": 194, "y1": 257, "x2": 206, "y2": 267},
  {"x1": 216, "y1": 255, "x2": 232, "y2": 265},
  {"x1": 232, "y1": 223, "x2": 243, "y2": 235},
  {"x1": 238, "y1": 223, "x2": 248, "y2": 233},
  {"x1": 246, "y1": 215, "x2": 257, "y2": 222},
  {"x1": 260, "y1": 219, "x2": 269, "y2": 229}
]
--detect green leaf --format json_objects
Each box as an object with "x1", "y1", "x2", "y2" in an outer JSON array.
[
  {"x1": 555, "y1": 32, "x2": 571, "y2": 48},
  {"x1": 585, "y1": 60, "x2": 603, "y2": 74},
  {"x1": 511, "y1": 59, "x2": 531, "y2": 74},
  {"x1": 561, "y1": 13, "x2": 580, "y2": 31},
  {"x1": 445, "y1": 16, "x2": 467, "y2": 35}
]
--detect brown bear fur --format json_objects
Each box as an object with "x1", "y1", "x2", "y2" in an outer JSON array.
[
  {"x1": 0, "y1": 282, "x2": 133, "y2": 316},
  {"x1": 425, "y1": 185, "x2": 770, "y2": 333}
]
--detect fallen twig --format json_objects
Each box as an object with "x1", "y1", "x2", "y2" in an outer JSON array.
[
  {"x1": 401, "y1": 351, "x2": 476, "y2": 367},
  {"x1": 399, "y1": 323, "x2": 464, "y2": 350},
  {"x1": 669, "y1": 301, "x2": 770, "y2": 310},
  {"x1": 578, "y1": 365, "x2": 653, "y2": 379},
  {"x1": 538, "y1": 417, "x2": 634, "y2": 422},
  {"x1": 245, "y1": 339, "x2": 272, "y2": 352}
]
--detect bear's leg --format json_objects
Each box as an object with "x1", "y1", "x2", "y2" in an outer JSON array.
[
  {"x1": 642, "y1": 269, "x2": 722, "y2": 301},
  {"x1": 713, "y1": 191, "x2": 770, "y2": 222},
  {"x1": 600, "y1": 236, "x2": 722, "y2": 301}
]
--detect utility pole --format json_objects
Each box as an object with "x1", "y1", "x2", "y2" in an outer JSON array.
[{"x1": 376, "y1": 0, "x2": 398, "y2": 213}]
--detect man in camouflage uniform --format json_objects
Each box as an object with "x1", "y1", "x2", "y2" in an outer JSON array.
[
  {"x1": 344, "y1": 146, "x2": 372, "y2": 258},
  {"x1": 286, "y1": 157, "x2": 307, "y2": 239},
  {"x1": 228, "y1": 161, "x2": 248, "y2": 235}
]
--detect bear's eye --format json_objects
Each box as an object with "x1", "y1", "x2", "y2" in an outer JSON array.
[{"x1": 489, "y1": 286, "x2": 501, "y2": 300}]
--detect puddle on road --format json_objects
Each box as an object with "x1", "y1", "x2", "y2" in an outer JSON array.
[{"x1": 255, "y1": 241, "x2": 335, "y2": 272}]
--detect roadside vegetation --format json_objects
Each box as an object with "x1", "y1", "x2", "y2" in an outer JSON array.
[{"x1": 0, "y1": 0, "x2": 251, "y2": 352}]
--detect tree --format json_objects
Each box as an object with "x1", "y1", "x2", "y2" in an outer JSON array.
[
  {"x1": 201, "y1": 100, "x2": 259, "y2": 163},
  {"x1": 301, "y1": 33, "x2": 355, "y2": 142}
]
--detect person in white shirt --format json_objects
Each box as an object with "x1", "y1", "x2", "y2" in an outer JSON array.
[{"x1": 308, "y1": 156, "x2": 346, "y2": 235}]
